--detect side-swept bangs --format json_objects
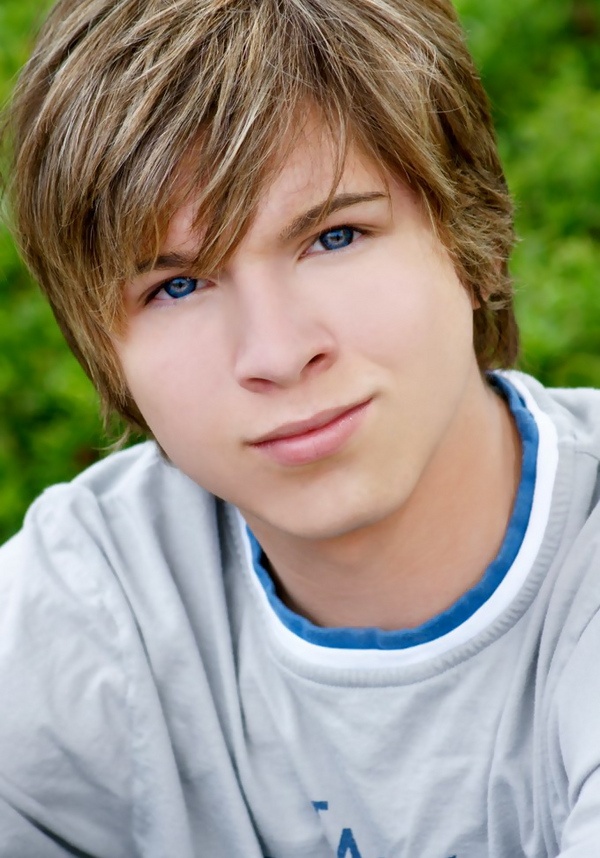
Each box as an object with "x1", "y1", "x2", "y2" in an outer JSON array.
[{"x1": 2, "y1": 0, "x2": 517, "y2": 432}]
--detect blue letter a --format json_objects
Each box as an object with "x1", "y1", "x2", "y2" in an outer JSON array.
[{"x1": 337, "y1": 828, "x2": 363, "y2": 858}]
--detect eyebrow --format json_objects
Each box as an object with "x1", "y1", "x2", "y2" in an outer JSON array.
[
  {"x1": 279, "y1": 191, "x2": 388, "y2": 242},
  {"x1": 135, "y1": 191, "x2": 388, "y2": 275},
  {"x1": 135, "y1": 251, "x2": 197, "y2": 276}
]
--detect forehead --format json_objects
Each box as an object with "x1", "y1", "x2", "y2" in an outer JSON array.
[{"x1": 163, "y1": 122, "x2": 390, "y2": 256}]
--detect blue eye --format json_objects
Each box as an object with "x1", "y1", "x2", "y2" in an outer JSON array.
[
  {"x1": 318, "y1": 227, "x2": 356, "y2": 251},
  {"x1": 162, "y1": 277, "x2": 198, "y2": 299}
]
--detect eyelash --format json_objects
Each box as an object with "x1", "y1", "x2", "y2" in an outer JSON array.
[{"x1": 146, "y1": 224, "x2": 366, "y2": 304}]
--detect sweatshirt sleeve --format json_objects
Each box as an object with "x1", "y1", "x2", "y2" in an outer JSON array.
[
  {"x1": 553, "y1": 607, "x2": 600, "y2": 856},
  {"x1": 0, "y1": 487, "x2": 138, "y2": 858}
]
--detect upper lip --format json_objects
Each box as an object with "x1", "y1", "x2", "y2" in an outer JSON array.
[{"x1": 250, "y1": 399, "x2": 370, "y2": 445}]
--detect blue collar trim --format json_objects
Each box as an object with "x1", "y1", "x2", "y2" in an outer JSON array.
[{"x1": 246, "y1": 373, "x2": 538, "y2": 650}]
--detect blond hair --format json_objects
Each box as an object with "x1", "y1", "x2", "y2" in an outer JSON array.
[{"x1": 2, "y1": 0, "x2": 518, "y2": 435}]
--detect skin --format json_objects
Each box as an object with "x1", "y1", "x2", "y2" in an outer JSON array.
[{"x1": 116, "y1": 121, "x2": 521, "y2": 631}]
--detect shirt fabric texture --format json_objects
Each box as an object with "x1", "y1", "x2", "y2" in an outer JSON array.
[{"x1": 1, "y1": 371, "x2": 600, "y2": 857}]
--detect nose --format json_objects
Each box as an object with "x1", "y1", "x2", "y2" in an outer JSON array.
[{"x1": 232, "y1": 274, "x2": 338, "y2": 392}]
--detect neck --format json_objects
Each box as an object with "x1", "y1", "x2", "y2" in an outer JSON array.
[{"x1": 246, "y1": 374, "x2": 522, "y2": 631}]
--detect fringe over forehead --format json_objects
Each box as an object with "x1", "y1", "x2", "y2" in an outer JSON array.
[{"x1": 3, "y1": 0, "x2": 517, "y2": 431}]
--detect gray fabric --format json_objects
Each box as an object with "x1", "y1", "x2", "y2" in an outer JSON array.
[{"x1": 1, "y1": 371, "x2": 600, "y2": 857}]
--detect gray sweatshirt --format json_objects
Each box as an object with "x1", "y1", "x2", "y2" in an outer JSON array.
[{"x1": 1, "y1": 371, "x2": 600, "y2": 857}]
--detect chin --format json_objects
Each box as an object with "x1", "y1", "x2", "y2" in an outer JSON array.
[{"x1": 260, "y1": 490, "x2": 406, "y2": 542}]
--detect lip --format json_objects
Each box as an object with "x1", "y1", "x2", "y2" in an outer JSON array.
[{"x1": 249, "y1": 399, "x2": 372, "y2": 466}]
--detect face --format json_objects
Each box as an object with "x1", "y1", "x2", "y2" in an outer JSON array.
[{"x1": 116, "y1": 122, "x2": 482, "y2": 543}]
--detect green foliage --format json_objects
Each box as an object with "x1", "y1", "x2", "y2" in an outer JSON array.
[
  {"x1": 0, "y1": 224, "x2": 105, "y2": 542},
  {"x1": 1, "y1": 0, "x2": 600, "y2": 542},
  {"x1": 0, "y1": 0, "x2": 104, "y2": 542},
  {"x1": 456, "y1": 0, "x2": 600, "y2": 385}
]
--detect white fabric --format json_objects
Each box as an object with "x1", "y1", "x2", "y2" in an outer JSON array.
[{"x1": 0, "y1": 372, "x2": 600, "y2": 857}]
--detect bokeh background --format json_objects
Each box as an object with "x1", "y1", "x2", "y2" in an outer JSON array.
[{"x1": 1, "y1": 0, "x2": 599, "y2": 543}]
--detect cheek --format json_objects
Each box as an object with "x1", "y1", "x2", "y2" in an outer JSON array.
[
  {"x1": 117, "y1": 320, "x2": 229, "y2": 439},
  {"x1": 336, "y1": 252, "x2": 472, "y2": 370}
]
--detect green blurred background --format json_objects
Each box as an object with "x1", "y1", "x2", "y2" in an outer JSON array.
[{"x1": 1, "y1": 0, "x2": 599, "y2": 543}]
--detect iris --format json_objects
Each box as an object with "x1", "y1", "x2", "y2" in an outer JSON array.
[
  {"x1": 318, "y1": 227, "x2": 355, "y2": 251},
  {"x1": 163, "y1": 277, "x2": 198, "y2": 299}
]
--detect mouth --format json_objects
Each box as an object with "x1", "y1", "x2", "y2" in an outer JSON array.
[{"x1": 249, "y1": 399, "x2": 372, "y2": 466}]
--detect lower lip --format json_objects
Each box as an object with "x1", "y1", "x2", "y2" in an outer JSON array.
[{"x1": 252, "y1": 400, "x2": 372, "y2": 466}]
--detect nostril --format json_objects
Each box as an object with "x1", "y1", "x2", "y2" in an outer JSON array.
[{"x1": 302, "y1": 351, "x2": 334, "y2": 380}]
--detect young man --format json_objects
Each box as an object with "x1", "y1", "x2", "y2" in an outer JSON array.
[{"x1": 1, "y1": 0, "x2": 599, "y2": 856}]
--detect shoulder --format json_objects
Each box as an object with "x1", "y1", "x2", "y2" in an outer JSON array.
[
  {"x1": 504, "y1": 370, "x2": 600, "y2": 560},
  {"x1": 0, "y1": 452, "x2": 151, "y2": 853},
  {"x1": 5, "y1": 441, "x2": 219, "y2": 572},
  {"x1": 505, "y1": 369, "x2": 600, "y2": 460},
  {"x1": 502, "y1": 372, "x2": 600, "y2": 676},
  {"x1": 0, "y1": 441, "x2": 228, "y2": 674},
  {"x1": 0, "y1": 445, "x2": 231, "y2": 853}
]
